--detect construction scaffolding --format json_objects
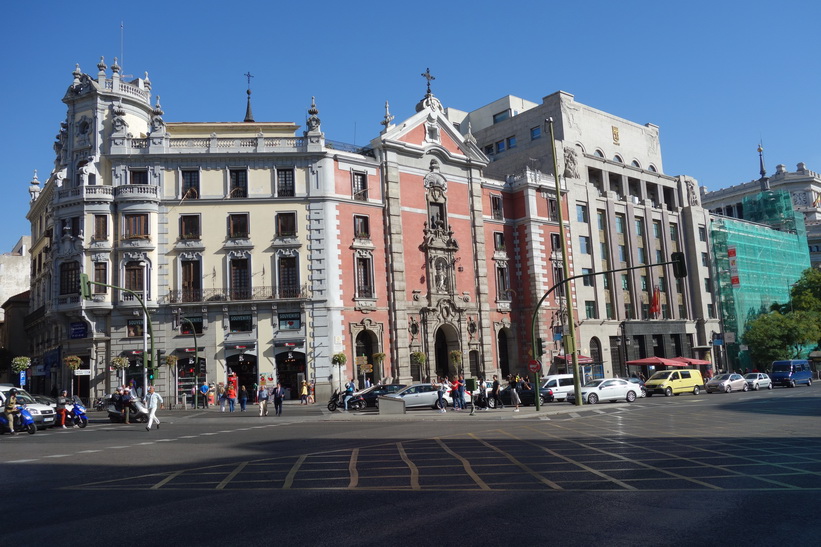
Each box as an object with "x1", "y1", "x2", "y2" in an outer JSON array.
[{"x1": 711, "y1": 190, "x2": 810, "y2": 370}]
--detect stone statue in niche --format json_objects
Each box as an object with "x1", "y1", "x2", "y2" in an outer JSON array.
[
  {"x1": 563, "y1": 147, "x2": 579, "y2": 179},
  {"x1": 687, "y1": 179, "x2": 699, "y2": 206},
  {"x1": 434, "y1": 259, "x2": 448, "y2": 292}
]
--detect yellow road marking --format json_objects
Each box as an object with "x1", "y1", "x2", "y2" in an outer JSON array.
[
  {"x1": 468, "y1": 433, "x2": 562, "y2": 490},
  {"x1": 216, "y1": 461, "x2": 248, "y2": 490},
  {"x1": 283, "y1": 455, "x2": 307, "y2": 489},
  {"x1": 151, "y1": 471, "x2": 182, "y2": 489},
  {"x1": 348, "y1": 448, "x2": 360, "y2": 488},
  {"x1": 397, "y1": 442, "x2": 420, "y2": 490},
  {"x1": 435, "y1": 437, "x2": 490, "y2": 490}
]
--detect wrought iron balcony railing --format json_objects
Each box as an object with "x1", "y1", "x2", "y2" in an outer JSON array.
[{"x1": 161, "y1": 285, "x2": 310, "y2": 304}]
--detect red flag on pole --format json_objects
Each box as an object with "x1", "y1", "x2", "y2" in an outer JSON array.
[{"x1": 649, "y1": 286, "x2": 661, "y2": 317}]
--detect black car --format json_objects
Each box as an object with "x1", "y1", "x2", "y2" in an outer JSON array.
[
  {"x1": 487, "y1": 385, "x2": 554, "y2": 408},
  {"x1": 360, "y1": 384, "x2": 407, "y2": 407}
]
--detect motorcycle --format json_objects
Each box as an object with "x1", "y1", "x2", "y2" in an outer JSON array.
[
  {"x1": 0, "y1": 405, "x2": 37, "y2": 435},
  {"x1": 93, "y1": 397, "x2": 105, "y2": 411},
  {"x1": 327, "y1": 390, "x2": 365, "y2": 412},
  {"x1": 68, "y1": 397, "x2": 89, "y2": 428},
  {"x1": 107, "y1": 398, "x2": 149, "y2": 423}
]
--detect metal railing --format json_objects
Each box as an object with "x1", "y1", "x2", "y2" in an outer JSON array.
[{"x1": 161, "y1": 285, "x2": 310, "y2": 304}]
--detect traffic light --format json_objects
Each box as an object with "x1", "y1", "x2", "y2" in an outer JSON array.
[
  {"x1": 197, "y1": 359, "x2": 206, "y2": 375},
  {"x1": 79, "y1": 273, "x2": 92, "y2": 300},
  {"x1": 671, "y1": 252, "x2": 687, "y2": 279},
  {"x1": 148, "y1": 368, "x2": 155, "y2": 382},
  {"x1": 536, "y1": 337, "x2": 546, "y2": 356},
  {"x1": 173, "y1": 308, "x2": 182, "y2": 331}
]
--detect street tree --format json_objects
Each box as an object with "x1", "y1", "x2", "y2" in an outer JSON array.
[{"x1": 743, "y1": 310, "x2": 820, "y2": 367}]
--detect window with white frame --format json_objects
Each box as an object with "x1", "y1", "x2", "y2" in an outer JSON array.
[{"x1": 352, "y1": 172, "x2": 368, "y2": 201}]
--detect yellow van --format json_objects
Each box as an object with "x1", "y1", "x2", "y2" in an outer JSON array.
[{"x1": 644, "y1": 369, "x2": 704, "y2": 396}]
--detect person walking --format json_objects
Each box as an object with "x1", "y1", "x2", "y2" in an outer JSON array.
[
  {"x1": 272, "y1": 382, "x2": 285, "y2": 416},
  {"x1": 121, "y1": 387, "x2": 132, "y2": 424},
  {"x1": 492, "y1": 375, "x2": 503, "y2": 409},
  {"x1": 226, "y1": 384, "x2": 237, "y2": 412},
  {"x1": 458, "y1": 375, "x2": 467, "y2": 410},
  {"x1": 307, "y1": 382, "x2": 315, "y2": 404},
  {"x1": 435, "y1": 377, "x2": 447, "y2": 413},
  {"x1": 300, "y1": 381, "x2": 309, "y2": 405},
  {"x1": 4, "y1": 388, "x2": 20, "y2": 434},
  {"x1": 450, "y1": 376, "x2": 461, "y2": 411},
  {"x1": 239, "y1": 386, "x2": 248, "y2": 412},
  {"x1": 258, "y1": 385, "x2": 270, "y2": 416},
  {"x1": 218, "y1": 384, "x2": 226, "y2": 412},
  {"x1": 509, "y1": 375, "x2": 521, "y2": 412},
  {"x1": 144, "y1": 385, "x2": 164, "y2": 431},
  {"x1": 56, "y1": 389, "x2": 70, "y2": 429}
]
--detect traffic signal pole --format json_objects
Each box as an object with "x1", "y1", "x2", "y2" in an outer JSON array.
[{"x1": 176, "y1": 310, "x2": 200, "y2": 409}]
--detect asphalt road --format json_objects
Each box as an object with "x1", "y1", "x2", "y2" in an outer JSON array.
[{"x1": 3, "y1": 387, "x2": 819, "y2": 546}]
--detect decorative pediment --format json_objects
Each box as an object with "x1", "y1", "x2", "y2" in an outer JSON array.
[{"x1": 423, "y1": 158, "x2": 447, "y2": 190}]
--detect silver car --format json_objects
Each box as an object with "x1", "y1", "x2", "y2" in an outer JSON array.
[
  {"x1": 706, "y1": 373, "x2": 749, "y2": 393},
  {"x1": 744, "y1": 372, "x2": 773, "y2": 390},
  {"x1": 383, "y1": 383, "x2": 471, "y2": 409}
]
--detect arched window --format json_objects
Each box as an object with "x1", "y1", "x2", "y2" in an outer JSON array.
[
  {"x1": 648, "y1": 164, "x2": 657, "y2": 173},
  {"x1": 631, "y1": 160, "x2": 641, "y2": 168},
  {"x1": 594, "y1": 149, "x2": 605, "y2": 158},
  {"x1": 613, "y1": 155, "x2": 624, "y2": 163}
]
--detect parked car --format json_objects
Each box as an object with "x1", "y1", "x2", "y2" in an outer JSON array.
[
  {"x1": 706, "y1": 373, "x2": 748, "y2": 393},
  {"x1": 622, "y1": 377, "x2": 647, "y2": 397},
  {"x1": 32, "y1": 394, "x2": 57, "y2": 408},
  {"x1": 359, "y1": 384, "x2": 406, "y2": 407},
  {"x1": 383, "y1": 383, "x2": 472, "y2": 409},
  {"x1": 770, "y1": 360, "x2": 813, "y2": 388},
  {"x1": 566, "y1": 378, "x2": 639, "y2": 404},
  {"x1": 487, "y1": 385, "x2": 554, "y2": 408},
  {"x1": 0, "y1": 385, "x2": 57, "y2": 429},
  {"x1": 542, "y1": 374, "x2": 575, "y2": 401},
  {"x1": 644, "y1": 369, "x2": 704, "y2": 396},
  {"x1": 744, "y1": 372, "x2": 772, "y2": 391}
]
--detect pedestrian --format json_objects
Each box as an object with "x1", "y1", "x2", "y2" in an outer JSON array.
[
  {"x1": 300, "y1": 381, "x2": 309, "y2": 405},
  {"x1": 258, "y1": 385, "x2": 270, "y2": 416},
  {"x1": 435, "y1": 376, "x2": 447, "y2": 413},
  {"x1": 226, "y1": 384, "x2": 237, "y2": 412},
  {"x1": 458, "y1": 374, "x2": 467, "y2": 410},
  {"x1": 239, "y1": 386, "x2": 248, "y2": 412},
  {"x1": 218, "y1": 384, "x2": 226, "y2": 412},
  {"x1": 492, "y1": 375, "x2": 503, "y2": 409},
  {"x1": 307, "y1": 382, "x2": 315, "y2": 404},
  {"x1": 343, "y1": 379, "x2": 355, "y2": 411},
  {"x1": 144, "y1": 385, "x2": 163, "y2": 432},
  {"x1": 121, "y1": 387, "x2": 133, "y2": 424},
  {"x1": 450, "y1": 376, "x2": 461, "y2": 411},
  {"x1": 199, "y1": 381, "x2": 210, "y2": 408},
  {"x1": 273, "y1": 382, "x2": 285, "y2": 416},
  {"x1": 4, "y1": 388, "x2": 20, "y2": 434},
  {"x1": 509, "y1": 375, "x2": 521, "y2": 412},
  {"x1": 56, "y1": 389, "x2": 70, "y2": 429}
]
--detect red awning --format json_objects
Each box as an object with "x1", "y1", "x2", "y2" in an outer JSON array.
[
  {"x1": 626, "y1": 356, "x2": 686, "y2": 367},
  {"x1": 671, "y1": 356, "x2": 712, "y2": 366},
  {"x1": 553, "y1": 354, "x2": 594, "y2": 364}
]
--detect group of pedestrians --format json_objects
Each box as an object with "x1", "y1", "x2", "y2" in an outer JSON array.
[
  {"x1": 433, "y1": 375, "x2": 469, "y2": 412},
  {"x1": 256, "y1": 383, "x2": 286, "y2": 416}
]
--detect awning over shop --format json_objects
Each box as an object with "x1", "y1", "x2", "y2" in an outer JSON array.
[
  {"x1": 626, "y1": 356, "x2": 686, "y2": 367},
  {"x1": 553, "y1": 354, "x2": 594, "y2": 364},
  {"x1": 671, "y1": 356, "x2": 712, "y2": 366}
]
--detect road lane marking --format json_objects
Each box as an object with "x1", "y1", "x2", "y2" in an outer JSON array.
[
  {"x1": 216, "y1": 461, "x2": 248, "y2": 490},
  {"x1": 283, "y1": 455, "x2": 307, "y2": 489},
  {"x1": 44, "y1": 454, "x2": 71, "y2": 458},
  {"x1": 348, "y1": 448, "x2": 360, "y2": 488},
  {"x1": 435, "y1": 437, "x2": 490, "y2": 490},
  {"x1": 468, "y1": 433, "x2": 562, "y2": 490},
  {"x1": 397, "y1": 442, "x2": 420, "y2": 490},
  {"x1": 151, "y1": 471, "x2": 183, "y2": 489}
]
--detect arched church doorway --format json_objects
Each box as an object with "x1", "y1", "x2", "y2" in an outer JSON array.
[
  {"x1": 497, "y1": 329, "x2": 511, "y2": 377},
  {"x1": 434, "y1": 324, "x2": 460, "y2": 380},
  {"x1": 354, "y1": 330, "x2": 379, "y2": 388}
]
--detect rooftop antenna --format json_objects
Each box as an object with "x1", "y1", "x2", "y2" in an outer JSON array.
[{"x1": 118, "y1": 21, "x2": 133, "y2": 79}]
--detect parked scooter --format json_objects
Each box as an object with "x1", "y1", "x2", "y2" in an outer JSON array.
[
  {"x1": 68, "y1": 397, "x2": 89, "y2": 428},
  {"x1": 0, "y1": 405, "x2": 37, "y2": 435},
  {"x1": 93, "y1": 397, "x2": 105, "y2": 411},
  {"x1": 327, "y1": 390, "x2": 365, "y2": 412},
  {"x1": 107, "y1": 398, "x2": 149, "y2": 423}
]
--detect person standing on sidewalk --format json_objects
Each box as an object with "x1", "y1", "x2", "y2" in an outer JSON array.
[
  {"x1": 121, "y1": 387, "x2": 132, "y2": 424},
  {"x1": 239, "y1": 386, "x2": 248, "y2": 412},
  {"x1": 272, "y1": 382, "x2": 285, "y2": 416},
  {"x1": 199, "y1": 382, "x2": 210, "y2": 408},
  {"x1": 144, "y1": 385, "x2": 164, "y2": 431},
  {"x1": 492, "y1": 375, "x2": 503, "y2": 409},
  {"x1": 258, "y1": 385, "x2": 270, "y2": 416},
  {"x1": 300, "y1": 381, "x2": 309, "y2": 405},
  {"x1": 226, "y1": 384, "x2": 237, "y2": 412},
  {"x1": 434, "y1": 377, "x2": 447, "y2": 413},
  {"x1": 508, "y1": 375, "x2": 521, "y2": 412}
]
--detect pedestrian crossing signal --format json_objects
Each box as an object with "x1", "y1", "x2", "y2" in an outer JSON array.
[{"x1": 79, "y1": 273, "x2": 92, "y2": 300}]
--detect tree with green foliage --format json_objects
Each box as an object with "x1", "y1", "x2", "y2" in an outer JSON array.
[{"x1": 743, "y1": 310, "x2": 820, "y2": 368}]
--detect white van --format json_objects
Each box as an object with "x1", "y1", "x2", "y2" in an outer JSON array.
[{"x1": 542, "y1": 374, "x2": 576, "y2": 401}]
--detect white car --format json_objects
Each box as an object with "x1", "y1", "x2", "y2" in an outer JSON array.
[
  {"x1": 383, "y1": 383, "x2": 472, "y2": 409},
  {"x1": 744, "y1": 372, "x2": 773, "y2": 390},
  {"x1": 566, "y1": 378, "x2": 639, "y2": 404},
  {"x1": 0, "y1": 385, "x2": 57, "y2": 429}
]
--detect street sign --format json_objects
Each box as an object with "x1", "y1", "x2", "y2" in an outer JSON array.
[
  {"x1": 19, "y1": 370, "x2": 26, "y2": 385},
  {"x1": 355, "y1": 355, "x2": 368, "y2": 365},
  {"x1": 360, "y1": 364, "x2": 373, "y2": 373},
  {"x1": 528, "y1": 359, "x2": 542, "y2": 373},
  {"x1": 74, "y1": 369, "x2": 91, "y2": 376}
]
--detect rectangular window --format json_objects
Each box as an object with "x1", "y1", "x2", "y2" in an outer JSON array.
[
  {"x1": 597, "y1": 210, "x2": 605, "y2": 230},
  {"x1": 277, "y1": 168, "x2": 295, "y2": 197},
  {"x1": 621, "y1": 274, "x2": 629, "y2": 290},
  {"x1": 230, "y1": 259, "x2": 250, "y2": 300},
  {"x1": 641, "y1": 303, "x2": 650, "y2": 320},
  {"x1": 553, "y1": 265, "x2": 565, "y2": 297},
  {"x1": 576, "y1": 204, "x2": 588, "y2": 223},
  {"x1": 653, "y1": 221, "x2": 661, "y2": 239},
  {"x1": 229, "y1": 314, "x2": 253, "y2": 333},
  {"x1": 624, "y1": 303, "x2": 634, "y2": 320},
  {"x1": 615, "y1": 215, "x2": 625, "y2": 234},
  {"x1": 130, "y1": 169, "x2": 148, "y2": 185},
  {"x1": 493, "y1": 111, "x2": 509, "y2": 124},
  {"x1": 495, "y1": 140, "x2": 505, "y2": 153},
  {"x1": 641, "y1": 276, "x2": 648, "y2": 291},
  {"x1": 493, "y1": 232, "x2": 505, "y2": 251},
  {"x1": 635, "y1": 218, "x2": 644, "y2": 236},
  {"x1": 127, "y1": 319, "x2": 144, "y2": 337},
  {"x1": 551, "y1": 233, "x2": 561, "y2": 251},
  {"x1": 506, "y1": 136, "x2": 517, "y2": 149},
  {"x1": 229, "y1": 169, "x2": 248, "y2": 198},
  {"x1": 704, "y1": 278, "x2": 711, "y2": 293},
  {"x1": 491, "y1": 195, "x2": 504, "y2": 220},
  {"x1": 354, "y1": 215, "x2": 370, "y2": 239},
  {"x1": 637, "y1": 247, "x2": 646, "y2": 264},
  {"x1": 356, "y1": 256, "x2": 374, "y2": 298},
  {"x1": 582, "y1": 268, "x2": 594, "y2": 287},
  {"x1": 658, "y1": 276, "x2": 666, "y2": 292},
  {"x1": 606, "y1": 302, "x2": 615, "y2": 320},
  {"x1": 228, "y1": 214, "x2": 249, "y2": 238},
  {"x1": 530, "y1": 126, "x2": 541, "y2": 140},
  {"x1": 585, "y1": 301, "x2": 598, "y2": 319},
  {"x1": 180, "y1": 215, "x2": 200, "y2": 239},
  {"x1": 181, "y1": 316, "x2": 203, "y2": 335},
  {"x1": 661, "y1": 304, "x2": 669, "y2": 319},
  {"x1": 618, "y1": 245, "x2": 627, "y2": 263},
  {"x1": 600, "y1": 242, "x2": 609, "y2": 260},
  {"x1": 276, "y1": 212, "x2": 297, "y2": 237},
  {"x1": 484, "y1": 144, "x2": 494, "y2": 155},
  {"x1": 94, "y1": 215, "x2": 107, "y2": 240},
  {"x1": 93, "y1": 262, "x2": 107, "y2": 294},
  {"x1": 182, "y1": 170, "x2": 199, "y2": 199},
  {"x1": 278, "y1": 311, "x2": 301, "y2": 330},
  {"x1": 352, "y1": 172, "x2": 368, "y2": 201},
  {"x1": 181, "y1": 260, "x2": 202, "y2": 302},
  {"x1": 124, "y1": 261, "x2": 145, "y2": 292},
  {"x1": 278, "y1": 256, "x2": 299, "y2": 297},
  {"x1": 545, "y1": 198, "x2": 558, "y2": 222},
  {"x1": 123, "y1": 214, "x2": 148, "y2": 239},
  {"x1": 603, "y1": 274, "x2": 610, "y2": 289},
  {"x1": 496, "y1": 265, "x2": 510, "y2": 299},
  {"x1": 59, "y1": 261, "x2": 80, "y2": 295},
  {"x1": 580, "y1": 236, "x2": 591, "y2": 254},
  {"x1": 702, "y1": 252, "x2": 709, "y2": 267},
  {"x1": 708, "y1": 303, "x2": 716, "y2": 319},
  {"x1": 699, "y1": 226, "x2": 707, "y2": 242},
  {"x1": 656, "y1": 249, "x2": 663, "y2": 263},
  {"x1": 679, "y1": 304, "x2": 687, "y2": 319},
  {"x1": 669, "y1": 223, "x2": 679, "y2": 241}
]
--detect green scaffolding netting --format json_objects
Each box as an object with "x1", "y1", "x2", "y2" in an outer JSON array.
[{"x1": 711, "y1": 190, "x2": 810, "y2": 369}]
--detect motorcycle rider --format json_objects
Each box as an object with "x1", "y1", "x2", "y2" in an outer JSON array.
[
  {"x1": 121, "y1": 387, "x2": 132, "y2": 424},
  {"x1": 343, "y1": 379, "x2": 355, "y2": 411},
  {"x1": 4, "y1": 388, "x2": 19, "y2": 434},
  {"x1": 56, "y1": 389, "x2": 70, "y2": 429}
]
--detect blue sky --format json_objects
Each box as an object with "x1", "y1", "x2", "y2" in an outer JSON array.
[{"x1": 2, "y1": 0, "x2": 819, "y2": 253}]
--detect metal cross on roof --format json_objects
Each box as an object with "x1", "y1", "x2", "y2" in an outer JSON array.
[
  {"x1": 421, "y1": 68, "x2": 435, "y2": 94},
  {"x1": 244, "y1": 71, "x2": 254, "y2": 91}
]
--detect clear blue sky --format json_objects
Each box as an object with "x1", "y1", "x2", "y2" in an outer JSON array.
[{"x1": 2, "y1": 0, "x2": 819, "y2": 253}]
